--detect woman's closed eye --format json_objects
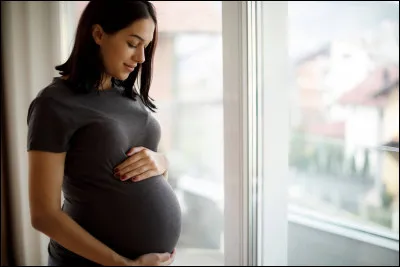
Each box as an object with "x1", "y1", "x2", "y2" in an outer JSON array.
[{"x1": 127, "y1": 42, "x2": 138, "y2": 48}]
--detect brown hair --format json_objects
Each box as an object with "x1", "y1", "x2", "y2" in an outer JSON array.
[{"x1": 56, "y1": 1, "x2": 158, "y2": 112}]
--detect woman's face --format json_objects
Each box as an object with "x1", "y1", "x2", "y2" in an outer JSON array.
[{"x1": 92, "y1": 18, "x2": 155, "y2": 81}]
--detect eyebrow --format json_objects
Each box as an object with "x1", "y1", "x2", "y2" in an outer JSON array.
[{"x1": 129, "y1": 34, "x2": 145, "y2": 42}]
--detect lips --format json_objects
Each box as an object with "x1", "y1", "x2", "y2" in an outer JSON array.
[
  {"x1": 124, "y1": 63, "x2": 136, "y2": 72},
  {"x1": 124, "y1": 63, "x2": 136, "y2": 68}
]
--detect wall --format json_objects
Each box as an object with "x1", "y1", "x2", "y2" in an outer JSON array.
[
  {"x1": 382, "y1": 87, "x2": 399, "y2": 142},
  {"x1": 344, "y1": 106, "x2": 380, "y2": 172}
]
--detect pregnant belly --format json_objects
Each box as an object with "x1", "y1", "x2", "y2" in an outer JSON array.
[{"x1": 62, "y1": 175, "x2": 182, "y2": 260}]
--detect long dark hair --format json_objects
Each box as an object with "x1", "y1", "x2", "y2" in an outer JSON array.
[{"x1": 56, "y1": 1, "x2": 158, "y2": 112}]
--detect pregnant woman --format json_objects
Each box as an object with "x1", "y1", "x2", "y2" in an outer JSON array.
[{"x1": 27, "y1": 1, "x2": 181, "y2": 266}]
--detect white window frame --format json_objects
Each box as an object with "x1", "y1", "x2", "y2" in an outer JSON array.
[
  {"x1": 222, "y1": 1, "x2": 250, "y2": 265},
  {"x1": 222, "y1": 1, "x2": 289, "y2": 266},
  {"x1": 259, "y1": 1, "x2": 289, "y2": 266}
]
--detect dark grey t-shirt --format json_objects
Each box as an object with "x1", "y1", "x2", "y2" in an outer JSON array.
[{"x1": 27, "y1": 77, "x2": 181, "y2": 265}]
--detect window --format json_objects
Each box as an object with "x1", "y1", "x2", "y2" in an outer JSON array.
[
  {"x1": 247, "y1": 1, "x2": 399, "y2": 265},
  {"x1": 151, "y1": 2, "x2": 224, "y2": 265},
  {"x1": 287, "y1": 0, "x2": 399, "y2": 236},
  {"x1": 282, "y1": 1, "x2": 399, "y2": 265}
]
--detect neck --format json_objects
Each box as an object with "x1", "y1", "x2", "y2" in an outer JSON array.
[
  {"x1": 61, "y1": 74, "x2": 113, "y2": 90},
  {"x1": 99, "y1": 74, "x2": 112, "y2": 90}
]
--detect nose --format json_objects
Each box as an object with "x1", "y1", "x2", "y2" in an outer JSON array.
[{"x1": 132, "y1": 47, "x2": 145, "y2": 64}]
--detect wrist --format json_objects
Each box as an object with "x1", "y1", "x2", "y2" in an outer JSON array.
[
  {"x1": 108, "y1": 252, "x2": 131, "y2": 266},
  {"x1": 126, "y1": 259, "x2": 141, "y2": 266}
]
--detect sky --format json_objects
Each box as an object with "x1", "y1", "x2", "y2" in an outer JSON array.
[{"x1": 288, "y1": 1, "x2": 399, "y2": 61}]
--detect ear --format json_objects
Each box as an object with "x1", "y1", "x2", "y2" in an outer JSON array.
[{"x1": 92, "y1": 24, "x2": 104, "y2": 45}]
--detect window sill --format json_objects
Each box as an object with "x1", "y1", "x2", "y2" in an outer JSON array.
[{"x1": 288, "y1": 204, "x2": 399, "y2": 251}]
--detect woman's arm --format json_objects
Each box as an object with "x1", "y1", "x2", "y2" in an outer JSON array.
[
  {"x1": 29, "y1": 151, "x2": 175, "y2": 266},
  {"x1": 28, "y1": 151, "x2": 129, "y2": 266}
]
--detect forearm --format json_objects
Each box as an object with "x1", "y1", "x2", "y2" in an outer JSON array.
[{"x1": 33, "y1": 210, "x2": 129, "y2": 266}]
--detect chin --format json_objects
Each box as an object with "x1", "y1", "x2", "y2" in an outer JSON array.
[{"x1": 114, "y1": 73, "x2": 130, "y2": 81}]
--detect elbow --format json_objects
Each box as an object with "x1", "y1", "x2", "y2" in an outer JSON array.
[
  {"x1": 30, "y1": 211, "x2": 58, "y2": 232},
  {"x1": 31, "y1": 214, "x2": 46, "y2": 231}
]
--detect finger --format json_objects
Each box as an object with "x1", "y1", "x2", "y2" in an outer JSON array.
[
  {"x1": 120, "y1": 164, "x2": 152, "y2": 181},
  {"x1": 157, "y1": 252, "x2": 171, "y2": 263},
  {"x1": 114, "y1": 151, "x2": 146, "y2": 172},
  {"x1": 116, "y1": 158, "x2": 148, "y2": 177},
  {"x1": 132, "y1": 170, "x2": 158, "y2": 182},
  {"x1": 169, "y1": 249, "x2": 176, "y2": 261},
  {"x1": 161, "y1": 251, "x2": 176, "y2": 266},
  {"x1": 126, "y1": 146, "x2": 146, "y2": 156},
  {"x1": 171, "y1": 249, "x2": 176, "y2": 261}
]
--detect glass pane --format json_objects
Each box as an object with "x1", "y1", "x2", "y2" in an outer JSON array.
[
  {"x1": 152, "y1": 2, "x2": 223, "y2": 265},
  {"x1": 66, "y1": 1, "x2": 224, "y2": 266},
  {"x1": 288, "y1": 1, "x2": 399, "y2": 264}
]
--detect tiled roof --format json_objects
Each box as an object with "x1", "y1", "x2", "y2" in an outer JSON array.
[{"x1": 337, "y1": 64, "x2": 399, "y2": 107}]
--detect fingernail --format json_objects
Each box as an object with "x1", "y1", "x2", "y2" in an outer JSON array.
[
  {"x1": 114, "y1": 172, "x2": 120, "y2": 178},
  {"x1": 114, "y1": 168, "x2": 120, "y2": 173},
  {"x1": 121, "y1": 175, "x2": 127, "y2": 180}
]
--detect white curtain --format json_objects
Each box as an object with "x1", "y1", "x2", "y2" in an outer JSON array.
[{"x1": 1, "y1": 1, "x2": 64, "y2": 265}]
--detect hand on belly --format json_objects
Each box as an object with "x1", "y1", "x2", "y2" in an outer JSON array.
[
  {"x1": 123, "y1": 248, "x2": 177, "y2": 266},
  {"x1": 113, "y1": 146, "x2": 168, "y2": 182}
]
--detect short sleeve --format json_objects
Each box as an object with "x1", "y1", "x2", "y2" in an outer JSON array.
[{"x1": 27, "y1": 97, "x2": 77, "y2": 152}]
